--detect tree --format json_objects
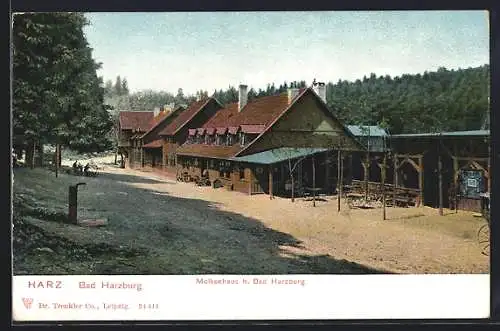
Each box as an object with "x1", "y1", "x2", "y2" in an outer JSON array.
[
  {"x1": 13, "y1": 12, "x2": 113, "y2": 168},
  {"x1": 114, "y1": 75, "x2": 122, "y2": 96},
  {"x1": 121, "y1": 78, "x2": 129, "y2": 95}
]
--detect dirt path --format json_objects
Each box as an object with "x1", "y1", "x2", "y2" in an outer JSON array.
[{"x1": 13, "y1": 158, "x2": 489, "y2": 274}]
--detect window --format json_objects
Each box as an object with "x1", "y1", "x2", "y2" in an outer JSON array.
[
  {"x1": 239, "y1": 167, "x2": 245, "y2": 180},
  {"x1": 239, "y1": 133, "x2": 245, "y2": 146},
  {"x1": 204, "y1": 135, "x2": 210, "y2": 144},
  {"x1": 227, "y1": 134, "x2": 234, "y2": 146}
]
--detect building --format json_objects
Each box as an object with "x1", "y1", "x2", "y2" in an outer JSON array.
[
  {"x1": 347, "y1": 125, "x2": 389, "y2": 184},
  {"x1": 175, "y1": 84, "x2": 364, "y2": 197},
  {"x1": 390, "y1": 130, "x2": 490, "y2": 212},
  {"x1": 157, "y1": 98, "x2": 224, "y2": 176},
  {"x1": 117, "y1": 111, "x2": 154, "y2": 167},
  {"x1": 140, "y1": 106, "x2": 185, "y2": 170}
]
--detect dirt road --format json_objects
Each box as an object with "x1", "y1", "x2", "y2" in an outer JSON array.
[{"x1": 13, "y1": 158, "x2": 489, "y2": 274}]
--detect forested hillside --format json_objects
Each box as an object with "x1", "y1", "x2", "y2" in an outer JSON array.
[{"x1": 106, "y1": 64, "x2": 489, "y2": 135}]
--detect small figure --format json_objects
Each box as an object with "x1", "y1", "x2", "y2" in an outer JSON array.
[{"x1": 84, "y1": 163, "x2": 90, "y2": 176}]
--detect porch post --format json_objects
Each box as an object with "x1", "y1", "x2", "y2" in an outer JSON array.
[
  {"x1": 337, "y1": 150, "x2": 342, "y2": 212},
  {"x1": 393, "y1": 156, "x2": 398, "y2": 207},
  {"x1": 269, "y1": 165, "x2": 273, "y2": 200},
  {"x1": 418, "y1": 156, "x2": 424, "y2": 208},
  {"x1": 438, "y1": 144, "x2": 444, "y2": 216},
  {"x1": 140, "y1": 146, "x2": 144, "y2": 168},
  {"x1": 248, "y1": 168, "x2": 252, "y2": 196},
  {"x1": 382, "y1": 152, "x2": 387, "y2": 220},
  {"x1": 312, "y1": 155, "x2": 316, "y2": 207},
  {"x1": 363, "y1": 152, "x2": 369, "y2": 201},
  {"x1": 453, "y1": 156, "x2": 459, "y2": 212},
  {"x1": 487, "y1": 144, "x2": 491, "y2": 193}
]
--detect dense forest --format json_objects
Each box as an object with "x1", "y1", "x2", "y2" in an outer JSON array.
[
  {"x1": 13, "y1": 13, "x2": 113, "y2": 157},
  {"x1": 105, "y1": 65, "x2": 489, "y2": 135}
]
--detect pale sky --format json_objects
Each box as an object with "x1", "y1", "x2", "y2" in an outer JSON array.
[{"x1": 83, "y1": 11, "x2": 490, "y2": 95}]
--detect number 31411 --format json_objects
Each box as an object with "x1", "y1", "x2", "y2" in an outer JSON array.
[{"x1": 138, "y1": 304, "x2": 159, "y2": 310}]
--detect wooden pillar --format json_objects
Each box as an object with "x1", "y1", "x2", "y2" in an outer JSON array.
[
  {"x1": 312, "y1": 156, "x2": 316, "y2": 207},
  {"x1": 487, "y1": 144, "x2": 491, "y2": 193},
  {"x1": 393, "y1": 157, "x2": 398, "y2": 206},
  {"x1": 269, "y1": 165, "x2": 273, "y2": 200},
  {"x1": 438, "y1": 153, "x2": 443, "y2": 216},
  {"x1": 248, "y1": 168, "x2": 252, "y2": 196},
  {"x1": 363, "y1": 152, "x2": 369, "y2": 201},
  {"x1": 453, "y1": 156, "x2": 459, "y2": 213},
  {"x1": 382, "y1": 152, "x2": 387, "y2": 220},
  {"x1": 325, "y1": 154, "x2": 330, "y2": 193},
  {"x1": 140, "y1": 146, "x2": 144, "y2": 168},
  {"x1": 418, "y1": 156, "x2": 424, "y2": 208},
  {"x1": 337, "y1": 150, "x2": 342, "y2": 212}
]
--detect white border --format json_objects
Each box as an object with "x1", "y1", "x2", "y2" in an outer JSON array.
[{"x1": 12, "y1": 274, "x2": 490, "y2": 321}]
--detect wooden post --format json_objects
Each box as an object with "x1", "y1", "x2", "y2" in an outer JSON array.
[
  {"x1": 140, "y1": 146, "x2": 144, "y2": 168},
  {"x1": 248, "y1": 168, "x2": 252, "y2": 196},
  {"x1": 325, "y1": 153, "x2": 330, "y2": 194},
  {"x1": 438, "y1": 152, "x2": 443, "y2": 216},
  {"x1": 312, "y1": 156, "x2": 316, "y2": 207},
  {"x1": 363, "y1": 152, "x2": 369, "y2": 201},
  {"x1": 487, "y1": 144, "x2": 491, "y2": 193},
  {"x1": 393, "y1": 157, "x2": 398, "y2": 207},
  {"x1": 453, "y1": 156, "x2": 459, "y2": 213},
  {"x1": 269, "y1": 165, "x2": 273, "y2": 200},
  {"x1": 382, "y1": 152, "x2": 387, "y2": 220},
  {"x1": 418, "y1": 156, "x2": 424, "y2": 208},
  {"x1": 337, "y1": 150, "x2": 342, "y2": 212}
]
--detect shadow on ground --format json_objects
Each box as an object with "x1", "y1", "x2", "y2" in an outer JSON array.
[
  {"x1": 13, "y1": 168, "x2": 390, "y2": 275},
  {"x1": 97, "y1": 171, "x2": 176, "y2": 185}
]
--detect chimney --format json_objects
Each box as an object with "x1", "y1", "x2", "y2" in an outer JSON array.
[
  {"x1": 287, "y1": 88, "x2": 300, "y2": 105},
  {"x1": 153, "y1": 107, "x2": 160, "y2": 117},
  {"x1": 312, "y1": 82, "x2": 327, "y2": 104},
  {"x1": 238, "y1": 84, "x2": 248, "y2": 112}
]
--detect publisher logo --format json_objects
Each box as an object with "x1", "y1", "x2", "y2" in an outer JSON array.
[{"x1": 22, "y1": 298, "x2": 34, "y2": 309}]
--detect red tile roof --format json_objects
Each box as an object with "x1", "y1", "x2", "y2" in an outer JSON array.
[
  {"x1": 240, "y1": 124, "x2": 266, "y2": 134},
  {"x1": 159, "y1": 98, "x2": 212, "y2": 136},
  {"x1": 176, "y1": 144, "x2": 243, "y2": 159},
  {"x1": 176, "y1": 88, "x2": 363, "y2": 160},
  {"x1": 177, "y1": 93, "x2": 294, "y2": 159},
  {"x1": 202, "y1": 93, "x2": 289, "y2": 130},
  {"x1": 141, "y1": 107, "x2": 184, "y2": 140},
  {"x1": 143, "y1": 139, "x2": 163, "y2": 148},
  {"x1": 119, "y1": 111, "x2": 154, "y2": 131}
]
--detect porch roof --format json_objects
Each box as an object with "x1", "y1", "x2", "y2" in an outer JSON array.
[{"x1": 230, "y1": 147, "x2": 329, "y2": 165}]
